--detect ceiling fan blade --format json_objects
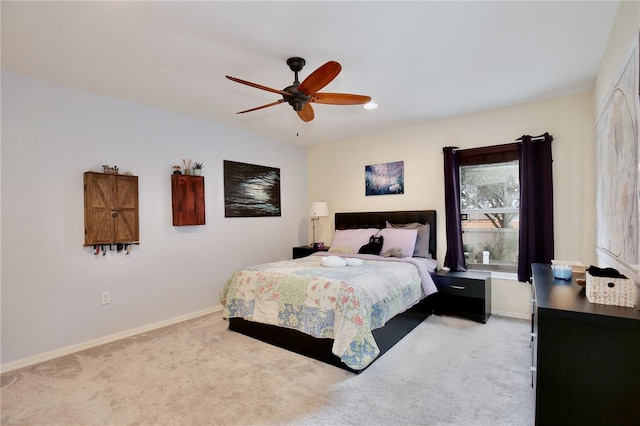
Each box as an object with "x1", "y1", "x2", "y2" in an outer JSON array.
[
  {"x1": 297, "y1": 61, "x2": 342, "y2": 95},
  {"x1": 236, "y1": 99, "x2": 285, "y2": 114},
  {"x1": 297, "y1": 103, "x2": 315, "y2": 122},
  {"x1": 310, "y1": 93, "x2": 372, "y2": 105},
  {"x1": 226, "y1": 75, "x2": 292, "y2": 97}
]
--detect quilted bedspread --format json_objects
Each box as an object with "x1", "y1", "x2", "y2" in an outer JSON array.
[{"x1": 219, "y1": 254, "x2": 437, "y2": 369}]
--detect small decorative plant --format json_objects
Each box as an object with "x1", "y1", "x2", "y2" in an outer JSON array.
[
  {"x1": 192, "y1": 161, "x2": 203, "y2": 175},
  {"x1": 102, "y1": 165, "x2": 119, "y2": 174}
]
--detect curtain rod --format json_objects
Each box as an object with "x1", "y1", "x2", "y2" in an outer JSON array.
[
  {"x1": 516, "y1": 132, "x2": 552, "y2": 142},
  {"x1": 450, "y1": 134, "x2": 551, "y2": 154},
  {"x1": 515, "y1": 135, "x2": 548, "y2": 142},
  {"x1": 449, "y1": 133, "x2": 552, "y2": 153}
]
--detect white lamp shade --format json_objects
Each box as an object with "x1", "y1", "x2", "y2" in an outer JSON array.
[{"x1": 309, "y1": 201, "x2": 329, "y2": 218}]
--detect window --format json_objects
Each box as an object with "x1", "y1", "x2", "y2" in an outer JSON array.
[{"x1": 458, "y1": 144, "x2": 519, "y2": 273}]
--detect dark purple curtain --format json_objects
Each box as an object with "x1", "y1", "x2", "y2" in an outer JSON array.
[
  {"x1": 518, "y1": 133, "x2": 554, "y2": 282},
  {"x1": 443, "y1": 147, "x2": 467, "y2": 271}
]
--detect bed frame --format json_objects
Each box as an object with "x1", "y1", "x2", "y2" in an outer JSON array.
[{"x1": 228, "y1": 210, "x2": 437, "y2": 373}]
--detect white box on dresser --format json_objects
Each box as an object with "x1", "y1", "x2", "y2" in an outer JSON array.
[{"x1": 586, "y1": 272, "x2": 636, "y2": 308}]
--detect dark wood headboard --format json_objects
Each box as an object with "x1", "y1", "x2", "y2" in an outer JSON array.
[{"x1": 334, "y1": 210, "x2": 436, "y2": 260}]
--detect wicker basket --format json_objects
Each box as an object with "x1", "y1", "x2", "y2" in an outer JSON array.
[{"x1": 586, "y1": 272, "x2": 636, "y2": 308}]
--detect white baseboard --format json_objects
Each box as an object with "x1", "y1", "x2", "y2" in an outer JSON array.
[
  {"x1": 491, "y1": 309, "x2": 530, "y2": 320},
  {"x1": 1, "y1": 305, "x2": 223, "y2": 374}
]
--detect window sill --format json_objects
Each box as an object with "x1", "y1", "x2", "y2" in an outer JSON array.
[
  {"x1": 466, "y1": 266, "x2": 519, "y2": 281},
  {"x1": 487, "y1": 271, "x2": 519, "y2": 281}
]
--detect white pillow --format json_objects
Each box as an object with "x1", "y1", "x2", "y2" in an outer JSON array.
[
  {"x1": 378, "y1": 228, "x2": 418, "y2": 258},
  {"x1": 321, "y1": 256, "x2": 347, "y2": 267},
  {"x1": 346, "y1": 258, "x2": 363, "y2": 266},
  {"x1": 330, "y1": 228, "x2": 380, "y2": 253}
]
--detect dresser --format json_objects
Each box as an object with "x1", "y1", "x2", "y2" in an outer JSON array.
[{"x1": 531, "y1": 263, "x2": 640, "y2": 426}]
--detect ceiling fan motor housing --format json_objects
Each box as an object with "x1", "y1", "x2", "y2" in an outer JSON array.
[
  {"x1": 287, "y1": 96, "x2": 307, "y2": 111},
  {"x1": 283, "y1": 57, "x2": 309, "y2": 111},
  {"x1": 283, "y1": 83, "x2": 310, "y2": 111}
]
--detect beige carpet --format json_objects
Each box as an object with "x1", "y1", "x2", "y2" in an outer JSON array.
[{"x1": 1, "y1": 312, "x2": 533, "y2": 425}]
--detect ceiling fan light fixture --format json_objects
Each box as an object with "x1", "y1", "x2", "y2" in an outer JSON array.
[{"x1": 363, "y1": 101, "x2": 378, "y2": 110}]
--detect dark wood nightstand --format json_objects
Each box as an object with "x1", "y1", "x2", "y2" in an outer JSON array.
[
  {"x1": 292, "y1": 245, "x2": 329, "y2": 259},
  {"x1": 431, "y1": 270, "x2": 491, "y2": 323}
]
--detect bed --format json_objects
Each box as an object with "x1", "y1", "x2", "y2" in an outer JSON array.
[{"x1": 220, "y1": 210, "x2": 438, "y2": 373}]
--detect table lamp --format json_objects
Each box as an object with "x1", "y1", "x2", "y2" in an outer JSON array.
[{"x1": 309, "y1": 201, "x2": 329, "y2": 249}]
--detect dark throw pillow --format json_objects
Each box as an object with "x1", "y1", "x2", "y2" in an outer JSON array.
[{"x1": 358, "y1": 235, "x2": 384, "y2": 255}]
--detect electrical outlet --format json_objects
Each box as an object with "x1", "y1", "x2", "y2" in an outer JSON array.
[{"x1": 101, "y1": 291, "x2": 111, "y2": 305}]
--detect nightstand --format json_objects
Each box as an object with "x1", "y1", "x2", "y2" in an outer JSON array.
[
  {"x1": 431, "y1": 270, "x2": 491, "y2": 323},
  {"x1": 292, "y1": 245, "x2": 329, "y2": 259}
]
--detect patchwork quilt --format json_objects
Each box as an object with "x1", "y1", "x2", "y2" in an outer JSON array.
[{"x1": 220, "y1": 254, "x2": 437, "y2": 369}]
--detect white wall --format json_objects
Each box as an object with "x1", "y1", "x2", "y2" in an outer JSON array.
[
  {"x1": 308, "y1": 92, "x2": 594, "y2": 318},
  {"x1": 310, "y1": 93, "x2": 595, "y2": 265},
  {"x1": 593, "y1": 1, "x2": 639, "y2": 114},
  {"x1": 1, "y1": 72, "x2": 308, "y2": 367}
]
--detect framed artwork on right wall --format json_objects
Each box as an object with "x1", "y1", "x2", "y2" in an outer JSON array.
[{"x1": 594, "y1": 32, "x2": 640, "y2": 278}]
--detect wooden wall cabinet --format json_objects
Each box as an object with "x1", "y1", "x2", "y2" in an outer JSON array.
[
  {"x1": 171, "y1": 174, "x2": 205, "y2": 226},
  {"x1": 84, "y1": 172, "x2": 139, "y2": 246}
]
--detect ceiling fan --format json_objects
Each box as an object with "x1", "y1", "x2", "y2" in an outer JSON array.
[{"x1": 226, "y1": 57, "x2": 371, "y2": 122}]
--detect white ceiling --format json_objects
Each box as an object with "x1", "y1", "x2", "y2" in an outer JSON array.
[{"x1": 1, "y1": 1, "x2": 620, "y2": 146}]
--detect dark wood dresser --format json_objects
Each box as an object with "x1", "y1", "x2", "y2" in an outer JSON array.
[{"x1": 531, "y1": 263, "x2": 640, "y2": 426}]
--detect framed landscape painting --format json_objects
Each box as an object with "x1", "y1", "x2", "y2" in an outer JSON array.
[
  {"x1": 365, "y1": 161, "x2": 404, "y2": 196},
  {"x1": 223, "y1": 160, "x2": 281, "y2": 217}
]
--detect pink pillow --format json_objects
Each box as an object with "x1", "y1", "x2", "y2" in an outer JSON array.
[
  {"x1": 378, "y1": 228, "x2": 418, "y2": 258},
  {"x1": 329, "y1": 228, "x2": 380, "y2": 253}
]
